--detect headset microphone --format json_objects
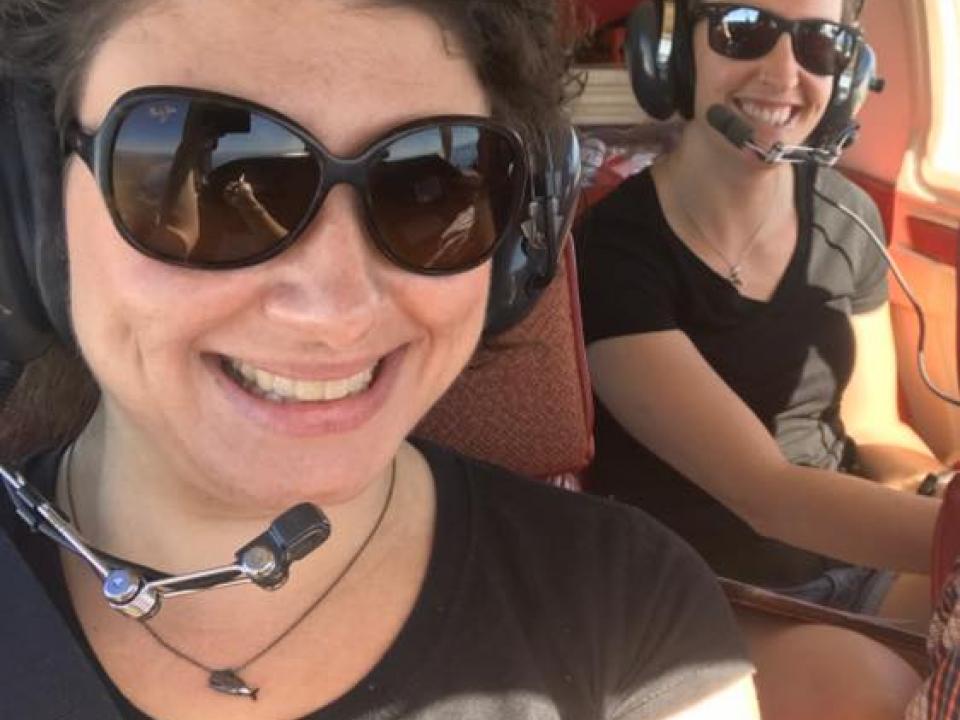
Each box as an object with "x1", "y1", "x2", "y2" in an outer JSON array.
[
  {"x1": 1, "y1": 464, "x2": 331, "y2": 619},
  {"x1": 706, "y1": 104, "x2": 858, "y2": 167},
  {"x1": 705, "y1": 102, "x2": 960, "y2": 408}
]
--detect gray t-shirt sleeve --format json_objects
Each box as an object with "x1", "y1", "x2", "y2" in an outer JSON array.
[{"x1": 813, "y1": 169, "x2": 890, "y2": 314}]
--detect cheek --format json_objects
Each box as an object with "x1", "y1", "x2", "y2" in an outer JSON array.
[
  {"x1": 402, "y1": 264, "x2": 490, "y2": 358},
  {"x1": 812, "y1": 75, "x2": 835, "y2": 107},
  {"x1": 63, "y1": 163, "x2": 248, "y2": 364}
]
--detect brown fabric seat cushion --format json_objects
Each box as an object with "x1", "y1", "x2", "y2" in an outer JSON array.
[{"x1": 415, "y1": 242, "x2": 594, "y2": 480}]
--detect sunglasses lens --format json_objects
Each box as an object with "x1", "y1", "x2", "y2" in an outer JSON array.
[
  {"x1": 366, "y1": 124, "x2": 524, "y2": 272},
  {"x1": 111, "y1": 98, "x2": 320, "y2": 266},
  {"x1": 795, "y1": 22, "x2": 854, "y2": 75},
  {"x1": 710, "y1": 7, "x2": 781, "y2": 60}
]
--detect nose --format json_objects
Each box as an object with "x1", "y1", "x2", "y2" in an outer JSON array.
[
  {"x1": 260, "y1": 186, "x2": 383, "y2": 349},
  {"x1": 759, "y1": 31, "x2": 802, "y2": 89}
]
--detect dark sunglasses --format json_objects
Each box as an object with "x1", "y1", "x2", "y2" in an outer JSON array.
[
  {"x1": 690, "y1": 3, "x2": 859, "y2": 77},
  {"x1": 66, "y1": 87, "x2": 529, "y2": 273}
]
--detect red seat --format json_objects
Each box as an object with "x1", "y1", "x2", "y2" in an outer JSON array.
[
  {"x1": 933, "y1": 479, "x2": 960, "y2": 603},
  {"x1": 415, "y1": 241, "x2": 594, "y2": 484}
]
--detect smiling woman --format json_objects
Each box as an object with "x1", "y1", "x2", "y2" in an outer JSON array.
[
  {"x1": 575, "y1": 0, "x2": 942, "y2": 716},
  {"x1": 578, "y1": 0, "x2": 945, "y2": 608},
  {"x1": 0, "y1": 1, "x2": 760, "y2": 719}
]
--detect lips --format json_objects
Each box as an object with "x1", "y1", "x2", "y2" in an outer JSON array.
[{"x1": 210, "y1": 347, "x2": 407, "y2": 436}]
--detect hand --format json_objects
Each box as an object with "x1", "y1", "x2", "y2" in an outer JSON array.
[{"x1": 223, "y1": 174, "x2": 259, "y2": 210}]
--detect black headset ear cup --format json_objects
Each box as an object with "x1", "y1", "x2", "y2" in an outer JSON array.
[
  {"x1": 625, "y1": 0, "x2": 694, "y2": 121},
  {"x1": 484, "y1": 125, "x2": 581, "y2": 336},
  {"x1": 0, "y1": 77, "x2": 65, "y2": 399},
  {"x1": 808, "y1": 39, "x2": 877, "y2": 149},
  {"x1": 625, "y1": 0, "x2": 676, "y2": 120},
  {"x1": 671, "y1": 2, "x2": 695, "y2": 119}
]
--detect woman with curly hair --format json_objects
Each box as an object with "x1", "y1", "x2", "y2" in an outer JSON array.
[{"x1": 0, "y1": 0, "x2": 759, "y2": 717}]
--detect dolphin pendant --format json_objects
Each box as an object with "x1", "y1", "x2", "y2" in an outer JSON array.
[{"x1": 209, "y1": 669, "x2": 259, "y2": 700}]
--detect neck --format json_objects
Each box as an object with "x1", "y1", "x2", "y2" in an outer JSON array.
[
  {"x1": 63, "y1": 404, "x2": 406, "y2": 582},
  {"x1": 661, "y1": 124, "x2": 792, "y2": 246}
]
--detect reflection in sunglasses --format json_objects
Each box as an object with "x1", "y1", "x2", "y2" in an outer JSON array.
[
  {"x1": 223, "y1": 174, "x2": 288, "y2": 242},
  {"x1": 147, "y1": 166, "x2": 201, "y2": 257},
  {"x1": 693, "y1": 3, "x2": 856, "y2": 77},
  {"x1": 425, "y1": 190, "x2": 495, "y2": 268},
  {"x1": 72, "y1": 87, "x2": 526, "y2": 272}
]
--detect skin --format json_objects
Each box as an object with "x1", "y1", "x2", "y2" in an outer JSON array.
[
  {"x1": 60, "y1": 2, "x2": 490, "y2": 717},
  {"x1": 593, "y1": 0, "x2": 944, "y2": 583},
  {"x1": 65, "y1": 0, "x2": 492, "y2": 554},
  {"x1": 56, "y1": 2, "x2": 761, "y2": 719}
]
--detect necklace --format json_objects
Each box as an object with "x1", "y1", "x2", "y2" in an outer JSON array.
[
  {"x1": 672, "y1": 170, "x2": 783, "y2": 290},
  {"x1": 63, "y1": 445, "x2": 397, "y2": 701}
]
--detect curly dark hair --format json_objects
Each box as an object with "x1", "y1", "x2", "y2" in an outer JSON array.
[
  {"x1": 0, "y1": 0, "x2": 581, "y2": 461},
  {"x1": 0, "y1": 0, "x2": 580, "y2": 142}
]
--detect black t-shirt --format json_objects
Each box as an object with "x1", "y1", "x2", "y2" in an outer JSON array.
[
  {"x1": 575, "y1": 166, "x2": 888, "y2": 587},
  {"x1": 2, "y1": 441, "x2": 751, "y2": 719}
]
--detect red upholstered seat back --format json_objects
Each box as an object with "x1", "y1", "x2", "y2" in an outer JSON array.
[{"x1": 415, "y1": 241, "x2": 594, "y2": 482}]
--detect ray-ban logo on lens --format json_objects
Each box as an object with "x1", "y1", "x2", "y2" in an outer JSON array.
[{"x1": 148, "y1": 104, "x2": 179, "y2": 123}]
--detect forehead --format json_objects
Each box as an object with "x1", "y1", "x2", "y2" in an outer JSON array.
[
  {"x1": 701, "y1": 0, "x2": 844, "y2": 22},
  {"x1": 80, "y1": 0, "x2": 489, "y2": 153}
]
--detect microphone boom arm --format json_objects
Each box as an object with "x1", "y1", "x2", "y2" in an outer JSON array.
[
  {"x1": 706, "y1": 104, "x2": 860, "y2": 167},
  {"x1": 1, "y1": 464, "x2": 331, "y2": 620}
]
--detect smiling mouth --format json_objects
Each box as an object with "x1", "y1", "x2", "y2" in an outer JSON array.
[
  {"x1": 735, "y1": 99, "x2": 800, "y2": 128},
  {"x1": 222, "y1": 357, "x2": 379, "y2": 403}
]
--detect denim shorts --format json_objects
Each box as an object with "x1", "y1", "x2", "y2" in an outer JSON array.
[{"x1": 773, "y1": 566, "x2": 897, "y2": 615}]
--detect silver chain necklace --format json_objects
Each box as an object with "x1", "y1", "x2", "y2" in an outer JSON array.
[
  {"x1": 63, "y1": 446, "x2": 397, "y2": 701},
  {"x1": 672, "y1": 171, "x2": 783, "y2": 290}
]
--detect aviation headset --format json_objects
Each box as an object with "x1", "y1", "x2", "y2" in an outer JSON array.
[
  {"x1": 0, "y1": 77, "x2": 581, "y2": 402},
  {"x1": 623, "y1": 0, "x2": 878, "y2": 148}
]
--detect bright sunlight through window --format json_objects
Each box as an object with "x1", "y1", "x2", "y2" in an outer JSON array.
[{"x1": 922, "y1": 0, "x2": 960, "y2": 193}]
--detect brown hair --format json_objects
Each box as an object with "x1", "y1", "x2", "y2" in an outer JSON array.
[
  {"x1": 1, "y1": 0, "x2": 580, "y2": 142},
  {"x1": 0, "y1": 0, "x2": 582, "y2": 462}
]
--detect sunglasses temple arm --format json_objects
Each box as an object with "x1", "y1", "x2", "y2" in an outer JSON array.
[{"x1": 1, "y1": 465, "x2": 331, "y2": 621}]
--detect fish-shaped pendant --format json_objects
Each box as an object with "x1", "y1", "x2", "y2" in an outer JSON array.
[{"x1": 209, "y1": 669, "x2": 259, "y2": 700}]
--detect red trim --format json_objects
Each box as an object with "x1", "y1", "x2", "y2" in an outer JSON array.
[
  {"x1": 907, "y1": 215, "x2": 959, "y2": 267},
  {"x1": 579, "y1": 0, "x2": 638, "y2": 27},
  {"x1": 562, "y1": 238, "x2": 597, "y2": 469},
  {"x1": 933, "y1": 471, "x2": 960, "y2": 602}
]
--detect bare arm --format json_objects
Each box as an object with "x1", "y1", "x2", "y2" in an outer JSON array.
[
  {"x1": 841, "y1": 302, "x2": 948, "y2": 491},
  {"x1": 588, "y1": 330, "x2": 939, "y2": 573}
]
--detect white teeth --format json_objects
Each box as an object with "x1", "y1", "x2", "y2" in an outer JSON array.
[
  {"x1": 738, "y1": 100, "x2": 794, "y2": 128},
  {"x1": 227, "y1": 359, "x2": 375, "y2": 402}
]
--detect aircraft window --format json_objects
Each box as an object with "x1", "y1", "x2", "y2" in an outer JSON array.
[{"x1": 921, "y1": 0, "x2": 960, "y2": 195}]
